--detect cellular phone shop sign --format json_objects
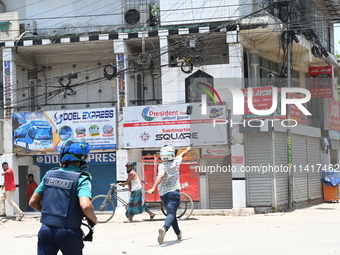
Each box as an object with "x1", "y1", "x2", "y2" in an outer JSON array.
[
  {"x1": 241, "y1": 87, "x2": 307, "y2": 124},
  {"x1": 309, "y1": 66, "x2": 333, "y2": 98}
]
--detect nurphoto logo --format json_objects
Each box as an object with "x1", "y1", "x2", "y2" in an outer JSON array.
[{"x1": 201, "y1": 85, "x2": 312, "y2": 128}]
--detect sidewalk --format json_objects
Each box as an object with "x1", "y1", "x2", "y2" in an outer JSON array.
[{"x1": 1, "y1": 203, "x2": 339, "y2": 255}]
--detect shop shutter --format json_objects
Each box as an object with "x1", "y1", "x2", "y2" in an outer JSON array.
[
  {"x1": 18, "y1": 166, "x2": 29, "y2": 211},
  {"x1": 292, "y1": 134, "x2": 308, "y2": 203},
  {"x1": 40, "y1": 163, "x2": 116, "y2": 199},
  {"x1": 207, "y1": 158, "x2": 232, "y2": 209},
  {"x1": 274, "y1": 132, "x2": 288, "y2": 207},
  {"x1": 246, "y1": 133, "x2": 272, "y2": 207},
  {"x1": 86, "y1": 164, "x2": 116, "y2": 198},
  {"x1": 40, "y1": 165, "x2": 59, "y2": 178},
  {"x1": 307, "y1": 137, "x2": 322, "y2": 200}
]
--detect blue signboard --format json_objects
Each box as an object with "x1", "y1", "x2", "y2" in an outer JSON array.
[{"x1": 34, "y1": 152, "x2": 116, "y2": 166}]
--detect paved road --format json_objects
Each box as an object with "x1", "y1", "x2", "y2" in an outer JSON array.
[{"x1": 1, "y1": 203, "x2": 340, "y2": 255}]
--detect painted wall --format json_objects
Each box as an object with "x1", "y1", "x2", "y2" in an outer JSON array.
[
  {"x1": 2, "y1": 0, "x2": 124, "y2": 35},
  {"x1": 160, "y1": 0, "x2": 252, "y2": 26}
]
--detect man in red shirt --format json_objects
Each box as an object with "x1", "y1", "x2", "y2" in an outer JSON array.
[
  {"x1": 0, "y1": 162, "x2": 25, "y2": 220},
  {"x1": 26, "y1": 174, "x2": 37, "y2": 211}
]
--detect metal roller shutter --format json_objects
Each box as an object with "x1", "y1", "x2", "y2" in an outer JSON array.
[
  {"x1": 40, "y1": 163, "x2": 116, "y2": 198},
  {"x1": 40, "y1": 165, "x2": 59, "y2": 177},
  {"x1": 307, "y1": 137, "x2": 322, "y2": 200},
  {"x1": 246, "y1": 133, "x2": 272, "y2": 207},
  {"x1": 274, "y1": 132, "x2": 288, "y2": 207},
  {"x1": 18, "y1": 166, "x2": 29, "y2": 211},
  {"x1": 292, "y1": 134, "x2": 308, "y2": 203},
  {"x1": 207, "y1": 158, "x2": 232, "y2": 209},
  {"x1": 87, "y1": 164, "x2": 116, "y2": 197}
]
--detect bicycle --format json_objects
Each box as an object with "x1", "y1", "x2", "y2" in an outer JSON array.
[
  {"x1": 91, "y1": 183, "x2": 194, "y2": 223},
  {"x1": 180, "y1": 54, "x2": 203, "y2": 74}
]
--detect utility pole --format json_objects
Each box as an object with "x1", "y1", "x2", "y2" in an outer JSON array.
[{"x1": 286, "y1": 1, "x2": 293, "y2": 211}]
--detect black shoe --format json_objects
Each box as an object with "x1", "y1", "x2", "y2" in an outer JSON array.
[
  {"x1": 18, "y1": 213, "x2": 25, "y2": 221},
  {"x1": 0, "y1": 214, "x2": 6, "y2": 217}
]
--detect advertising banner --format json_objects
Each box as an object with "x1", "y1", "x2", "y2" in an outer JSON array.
[
  {"x1": 308, "y1": 66, "x2": 333, "y2": 98},
  {"x1": 123, "y1": 103, "x2": 227, "y2": 148},
  {"x1": 201, "y1": 147, "x2": 230, "y2": 158},
  {"x1": 12, "y1": 108, "x2": 117, "y2": 152},
  {"x1": 242, "y1": 86, "x2": 307, "y2": 124},
  {"x1": 328, "y1": 98, "x2": 340, "y2": 132},
  {"x1": 4, "y1": 61, "x2": 11, "y2": 118}
]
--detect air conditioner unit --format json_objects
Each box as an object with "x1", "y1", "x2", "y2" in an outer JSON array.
[
  {"x1": 19, "y1": 20, "x2": 37, "y2": 34},
  {"x1": 123, "y1": 5, "x2": 151, "y2": 28}
]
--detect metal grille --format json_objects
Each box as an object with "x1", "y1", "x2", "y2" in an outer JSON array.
[
  {"x1": 207, "y1": 158, "x2": 232, "y2": 209},
  {"x1": 246, "y1": 133, "x2": 272, "y2": 207}
]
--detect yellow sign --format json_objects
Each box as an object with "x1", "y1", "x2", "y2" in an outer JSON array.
[{"x1": 176, "y1": 148, "x2": 200, "y2": 161}]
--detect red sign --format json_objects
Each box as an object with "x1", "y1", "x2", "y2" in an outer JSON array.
[
  {"x1": 232, "y1": 156, "x2": 244, "y2": 164},
  {"x1": 328, "y1": 99, "x2": 340, "y2": 132},
  {"x1": 242, "y1": 86, "x2": 274, "y2": 119},
  {"x1": 242, "y1": 86, "x2": 307, "y2": 124},
  {"x1": 143, "y1": 160, "x2": 200, "y2": 202},
  {"x1": 274, "y1": 93, "x2": 307, "y2": 124},
  {"x1": 308, "y1": 66, "x2": 333, "y2": 98}
]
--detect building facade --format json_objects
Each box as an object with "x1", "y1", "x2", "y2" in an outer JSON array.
[{"x1": 0, "y1": 0, "x2": 339, "y2": 214}]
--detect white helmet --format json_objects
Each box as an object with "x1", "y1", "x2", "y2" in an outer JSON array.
[{"x1": 160, "y1": 144, "x2": 175, "y2": 161}]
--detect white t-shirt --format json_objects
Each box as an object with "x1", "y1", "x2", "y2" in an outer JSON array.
[
  {"x1": 130, "y1": 177, "x2": 142, "y2": 192},
  {"x1": 158, "y1": 156, "x2": 182, "y2": 196}
]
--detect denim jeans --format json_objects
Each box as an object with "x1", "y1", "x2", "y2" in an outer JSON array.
[
  {"x1": 38, "y1": 224, "x2": 84, "y2": 255},
  {"x1": 160, "y1": 191, "x2": 181, "y2": 235}
]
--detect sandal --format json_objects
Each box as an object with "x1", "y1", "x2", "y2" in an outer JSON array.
[
  {"x1": 124, "y1": 219, "x2": 133, "y2": 223},
  {"x1": 150, "y1": 214, "x2": 156, "y2": 220}
]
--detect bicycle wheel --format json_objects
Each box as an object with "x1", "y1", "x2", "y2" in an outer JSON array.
[
  {"x1": 177, "y1": 193, "x2": 194, "y2": 220},
  {"x1": 192, "y1": 56, "x2": 203, "y2": 67},
  {"x1": 185, "y1": 37, "x2": 204, "y2": 52},
  {"x1": 181, "y1": 61, "x2": 193, "y2": 74},
  {"x1": 91, "y1": 195, "x2": 116, "y2": 223},
  {"x1": 161, "y1": 192, "x2": 194, "y2": 220}
]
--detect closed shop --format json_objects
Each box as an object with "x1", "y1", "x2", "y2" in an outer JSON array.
[
  {"x1": 207, "y1": 158, "x2": 232, "y2": 209},
  {"x1": 34, "y1": 152, "x2": 116, "y2": 198},
  {"x1": 245, "y1": 129, "x2": 322, "y2": 212},
  {"x1": 245, "y1": 133, "x2": 273, "y2": 208}
]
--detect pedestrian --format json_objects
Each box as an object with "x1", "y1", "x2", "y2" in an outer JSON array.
[
  {"x1": 118, "y1": 161, "x2": 155, "y2": 223},
  {"x1": 0, "y1": 162, "x2": 25, "y2": 220},
  {"x1": 29, "y1": 138, "x2": 98, "y2": 255},
  {"x1": 146, "y1": 144, "x2": 191, "y2": 244},
  {"x1": 26, "y1": 173, "x2": 38, "y2": 212}
]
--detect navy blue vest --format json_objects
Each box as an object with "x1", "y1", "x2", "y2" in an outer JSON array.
[{"x1": 41, "y1": 169, "x2": 84, "y2": 229}]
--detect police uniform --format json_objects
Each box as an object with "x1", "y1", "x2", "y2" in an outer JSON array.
[{"x1": 35, "y1": 164, "x2": 92, "y2": 255}]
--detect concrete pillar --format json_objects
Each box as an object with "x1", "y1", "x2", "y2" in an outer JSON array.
[
  {"x1": 231, "y1": 144, "x2": 246, "y2": 208},
  {"x1": 248, "y1": 51, "x2": 260, "y2": 87},
  {"x1": 113, "y1": 39, "x2": 127, "y2": 150}
]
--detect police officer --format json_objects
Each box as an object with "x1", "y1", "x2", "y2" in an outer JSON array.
[{"x1": 29, "y1": 138, "x2": 98, "y2": 255}]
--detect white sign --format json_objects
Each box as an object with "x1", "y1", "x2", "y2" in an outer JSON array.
[
  {"x1": 123, "y1": 103, "x2": 227, "y2": 148},
  {"x1": 201, "y1": 147, "x2": 230, "y2": 158}
]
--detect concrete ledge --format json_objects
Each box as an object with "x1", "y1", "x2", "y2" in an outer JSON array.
[
  {"x1": 191, "y1": 209, "x2": 232, "y2": 216},
  {"x1": 229, "y1": 208, "x2": 255, "y2": 216},
  {"x1": 191, "y1": 208, "x2": 255, "y2": 216}
]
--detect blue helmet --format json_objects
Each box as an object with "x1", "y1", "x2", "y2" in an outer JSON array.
[{"x1": 59, "y1": 138, "x2": 90, "y2": 166}]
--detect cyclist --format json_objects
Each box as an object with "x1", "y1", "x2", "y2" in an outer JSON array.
[
  {"x1": 119, "y1": 162, "x2": 155, "y2": 223},
  {"x1": 146, "y1": 144, "x2": 191, "y2": 244},
  {"x1": 29, "y1": 138, "x2": 98, "y2": 255}
]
